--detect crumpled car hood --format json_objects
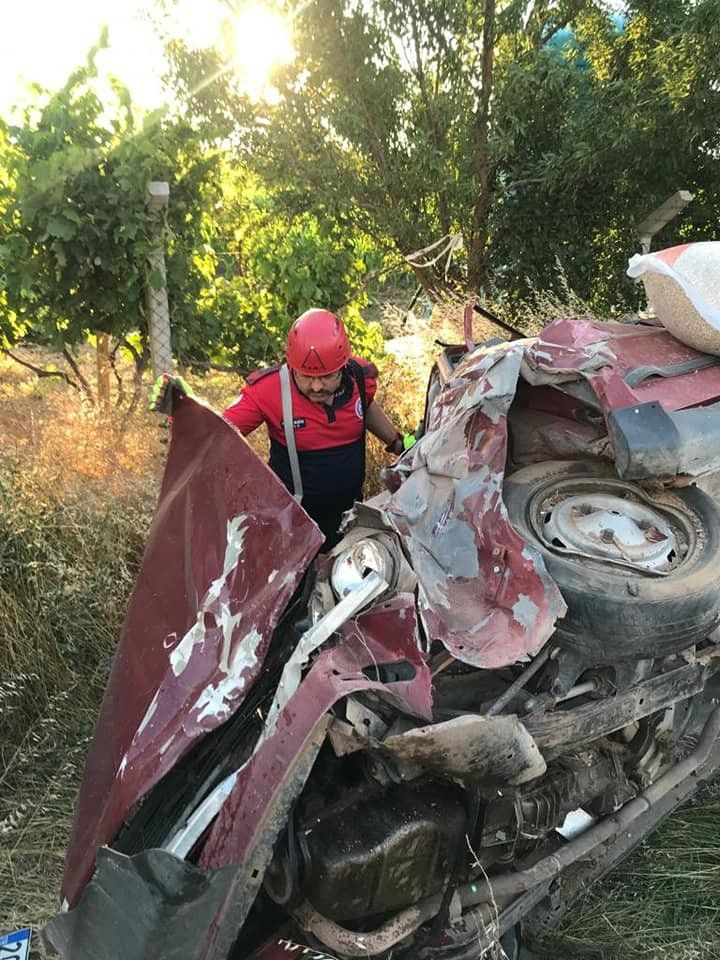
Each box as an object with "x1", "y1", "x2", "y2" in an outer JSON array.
[
  {"x1": 61, "y1": 397, "x2": 324, "y2": 907},
  {"x1": 384, "y1": 340, "x2": 567, "y2": 668}
]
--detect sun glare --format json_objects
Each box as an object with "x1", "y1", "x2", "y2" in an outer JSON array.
[
  {"x1": 0, "y1": 1, "x2": 295, "y2": 120},
  {"x1": 229, "y1": 5, "x2": 295, "y2": 98}
]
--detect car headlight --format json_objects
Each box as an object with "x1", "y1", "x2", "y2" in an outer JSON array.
[{"x1": 330, "y1": 537, "x2": 396, "y2": 600}]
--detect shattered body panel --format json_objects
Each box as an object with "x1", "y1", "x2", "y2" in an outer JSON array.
[
  {"x1": 383, "y1": 343, "x2": 567, "y2": 668},
  {"x1": 202, "y1": 601, "x2": 433, "y2": 859},
  {"x1": 194, "y1": 599, "x2": 432, "y2": 956},
  {"x1": 61, "y1": 398, "x2": 324, "y2": 906},
  {"x1": 524, "y1": 316, "x2": 720, "y2": 413},
  {"x1": 48, "y1": 602, "x2": 431, "y2": 960},
  {"x1": 379, "y1": 318, "x2": 720, "y2": 673}
]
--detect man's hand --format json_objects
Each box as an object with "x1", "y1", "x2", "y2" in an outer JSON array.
[
  {"x1": 385, "y1": 432, "x2": 417, "y2": 456},
  {"x1": 149, "y1": 374, "x2": 195, "y2": 414}
]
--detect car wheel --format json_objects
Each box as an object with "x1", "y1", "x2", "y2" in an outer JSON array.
[{"x1": 503, "y1": 460, "x2": 720, "y2": 660}]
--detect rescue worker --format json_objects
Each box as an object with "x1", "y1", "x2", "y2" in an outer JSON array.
[{"x1": 223, "y1": 308, "x2": 408, "y2": 550}]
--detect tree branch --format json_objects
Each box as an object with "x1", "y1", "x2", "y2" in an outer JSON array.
[
  {"x1": 62, "y1": 346, "x2": 95, "y2": 404},
  {"x1": 4, "y1": 350, "x2": 81, "y2": 392},
  {"x1": 538, "y1": 0, "x2": 587, "y2": 47},
  {"x1": 409, "y1": 10, "x2": 451, "y2": 236},
  {"x1": 108, "y1": 340, "x2": 126, "y2": 409},
  {"x1": 468, "y1": 0, "x2": 498, "y2": 289},
  {"x1": 337, "y1": 255, "x2": 408, "y2": 310},
  {"x1": 501, "y1": 176, "x2": 547, "y2": 191},
  {"x1": 123, "y1": 337, "x2": 147, "y2": 419}
]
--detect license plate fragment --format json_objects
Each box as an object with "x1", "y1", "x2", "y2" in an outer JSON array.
[{"x1": 0, "y1": 927, "x2": 31, "y2": 959}]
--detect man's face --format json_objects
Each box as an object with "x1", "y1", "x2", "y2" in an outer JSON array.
[{"x1": 293, "y1": 368, "x2": 343, "y2": 404}]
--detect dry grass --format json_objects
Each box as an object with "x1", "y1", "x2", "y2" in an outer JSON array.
[
  {"x1": 534, "y1": 788, "x2": 720, "y2": 960},
  {"x1": 0, "y1": 353, "x2": 162, "y2": 946},
  {"x1": 0, "y1": 676, "x2": 98, "y2": 937}
]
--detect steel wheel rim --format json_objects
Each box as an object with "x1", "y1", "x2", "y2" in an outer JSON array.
[{"x1": 525, "y1": 476, "x2": 696, "y2": 575}]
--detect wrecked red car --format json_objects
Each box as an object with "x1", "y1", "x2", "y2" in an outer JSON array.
[{"x1": 45, "y1": 306, "x2": 720, "y2": 960}]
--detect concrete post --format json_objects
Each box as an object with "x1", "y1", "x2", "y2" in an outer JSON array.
[
  {"x1": 145, "y1": 181, "x2": 173, "y2": 378},
  {"x1": 637, "y1": 190, "x2": 693, "y2": 254}
]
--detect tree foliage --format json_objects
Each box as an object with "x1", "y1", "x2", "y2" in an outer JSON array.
[
  {"x1": 3, "y1": 0, "x2": 720, "y2": 378},
  {"x1": 179, "y1": 167, "x2": 385, "y2": 370},
  {"x1": 167, "y1": 0, "x2": 720, "y2": 312},
  {"x1": 0, "y1": 37, "x2": 384, "y2": 388},
  {"x1": 490, "y1": 0, "x2": 720, "y2": 310},
  {"x1": 0, "y1": 50, "x2": 211, "y2": 355}
]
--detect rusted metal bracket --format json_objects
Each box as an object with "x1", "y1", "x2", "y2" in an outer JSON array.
[{"x1": 526, "y1": 658, "x2": 718, "y2": 756}]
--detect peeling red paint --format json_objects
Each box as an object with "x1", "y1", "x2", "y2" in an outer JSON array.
[
  {"x1": 528, "y1": 316, "x2": 720, "y2": 410},
  {"x1": 384, "y1": 343, "x2": 566, "y2": 668},
  {"x1": 61, "y1": 398, "x2": 323, "y2": 907},
  {"x1": 200, "y1": 596, "x2": 431, "y2": 871}
]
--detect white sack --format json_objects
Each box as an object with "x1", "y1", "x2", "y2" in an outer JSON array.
[{"x1": 627, "y1": 242, "x2": 720, "y2": 356}]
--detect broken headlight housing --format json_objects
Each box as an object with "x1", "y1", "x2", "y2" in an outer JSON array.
[{"x1": 330, "y1": 537, "x2": 396, "y2": 600}]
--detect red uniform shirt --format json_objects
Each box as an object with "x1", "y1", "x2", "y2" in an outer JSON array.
[{"x1": 223, "y1": 358, "x2": 378, "y2": 504}]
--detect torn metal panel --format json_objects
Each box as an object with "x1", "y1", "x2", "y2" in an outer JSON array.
[
  {"x1": 380, "y1": 318, "x2": 720, "y2": 674},
  {"x1": 200, "y1": 720, "x2": 331, "y2": 960},
  {"x1": 44, "y1": 847, "x2": 237, "y2": 960},
  {"x1": 190, "y1": 598, "x2": 431, "y2": 948},
  {"x1": 523, "y1": 317, "x2": 618, "y2": 381},
  {"x1": 338, "y1": 596, "x2": 433, "y2": 721},
  {"x1": 261, "y1": 571, "x2": 388, "y2": 740},
  {"x1": 48, "y1": 850, "x2": 337, "y2": 960},
  {"x1": 333, "y1": 713, "x2": 547, "y2": 785},
  {"x1": 62, "y1": 397, "x2": 324, "y2": 907},
  {"x1": 525, "y1": 317, "x2": 720, "y2": 413},
  {"x1": 201, "y1": 596, "x2": 432, "y2": 871},
  {"x1": 384, "y1": 344, "x2": 566, "y2": 668},
  {"x1": 508, "y1": 408, "x2": 611, "y2": 466}
]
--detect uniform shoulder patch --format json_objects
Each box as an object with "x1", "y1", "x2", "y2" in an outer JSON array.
[{"x1": 246, "y1": 363, "x2": 282, "y2": 386}]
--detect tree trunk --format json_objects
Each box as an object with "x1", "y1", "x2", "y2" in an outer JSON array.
[
  {"x1": 62, "y1": 346, "x2": 95, "y2": 404},
  {"x1": 468, "y1": 0, "x2": 497, "y2": 291},
  {"x1": 411, "y1": 263, "x2": 453, "y2": 301},
  {"x1": 96, "y1": 332, "x2": 111, "y2": 407}
]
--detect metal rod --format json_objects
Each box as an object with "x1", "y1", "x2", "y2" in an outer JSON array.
[
  {"x1": 556, "y1": 680, "x2": 598, "y2": 703},
  {"x1": 472, "y1": 302, "x2": 526, "y2": 340},
  {"x1": 486, "y1": 646, "x2": 553, "y2": 716}
]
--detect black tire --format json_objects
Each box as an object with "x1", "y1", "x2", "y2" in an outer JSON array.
[{"x1": 503, "y1": 460, "x2": 720, "y2": 660}]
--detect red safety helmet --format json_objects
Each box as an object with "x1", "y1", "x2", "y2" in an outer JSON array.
[{"x1": 286, "y1": 309, "x2": 351, "y2": 376}]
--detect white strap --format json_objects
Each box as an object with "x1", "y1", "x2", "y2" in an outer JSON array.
[
  {"x1": 404, "y1": 232, "x2": 464, "y2": 279},
  {"x1": 279, "y1": 363, "x2": 303, "y2": 503}
]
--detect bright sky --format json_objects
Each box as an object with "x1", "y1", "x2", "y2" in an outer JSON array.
[
  {"x1": 3, "y1": 2, "x2": 165, "y2": 117},
  {"x1": 1, "y1": 1, "x2": 295, "y2": 119}
]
